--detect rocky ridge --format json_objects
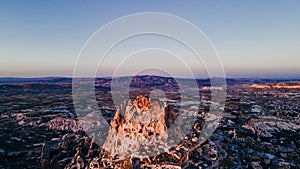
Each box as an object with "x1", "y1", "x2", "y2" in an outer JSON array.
[{"x1": 250, "y1": 82, "x2": 300, "y2": 89}]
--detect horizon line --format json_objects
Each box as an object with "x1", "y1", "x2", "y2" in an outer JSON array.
[{"x1": 0, "y1": 75, "x2": 300, "y2": 80}]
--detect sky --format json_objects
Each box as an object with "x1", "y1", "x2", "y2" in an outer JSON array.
[{"x1": 0, "y1": 0, "x2": 300, "y2": 78}]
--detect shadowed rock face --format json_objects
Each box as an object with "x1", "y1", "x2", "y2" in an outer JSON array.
[{"x1": 103, "y1": 95, "x2": 169, "y2": 159}]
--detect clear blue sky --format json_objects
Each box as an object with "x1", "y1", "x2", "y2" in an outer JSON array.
[{"x1": 0, "y1": 0, "x2": 299, "y2": 78}]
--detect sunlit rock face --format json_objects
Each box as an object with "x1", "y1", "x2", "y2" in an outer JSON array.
[
  {"x1": 249, "y1": 82, "x2": 300, "y2": 89},
  {"x1": 103, "y1": 95, "x2": 169, "y2": 159},
  {"x1": 249, "y1": 84, "x2": 271, "y2": 89}
]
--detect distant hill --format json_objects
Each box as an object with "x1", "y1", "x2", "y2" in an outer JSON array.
[{"x1": 0, "y1": 77, "x2": 72, "y2": 84}]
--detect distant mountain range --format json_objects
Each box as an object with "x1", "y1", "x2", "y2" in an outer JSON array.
[{"x1": 0, "y1": 76, "x2": 299, "y2": 86}]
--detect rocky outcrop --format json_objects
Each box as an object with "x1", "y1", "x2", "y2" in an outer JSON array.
[
  {"x1": 43, "y1": 117, "x2": 79, "y2": 132},
  {"x1": 242, "y1": 121, "x2": 300, "y2": 138},
  {"x1": 102, "y1": 95, "x2": 169, "y2": 159}
]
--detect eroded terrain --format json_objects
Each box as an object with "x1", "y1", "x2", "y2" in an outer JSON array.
[{"x1": 0, "y1": 76, "x2": 299, "y2": 169}]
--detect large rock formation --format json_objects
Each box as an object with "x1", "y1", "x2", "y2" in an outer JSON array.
[{"x1": 102, "y1": 95, "x2": 169, "y2": 159}]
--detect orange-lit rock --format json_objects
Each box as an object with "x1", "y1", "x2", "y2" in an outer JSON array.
[
  {"x1": 250, "y1": 82, "x2": 300, "y2": 89},
  {"x1": 103, "y1": 95, "x2": 169, "y2": 159}
]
